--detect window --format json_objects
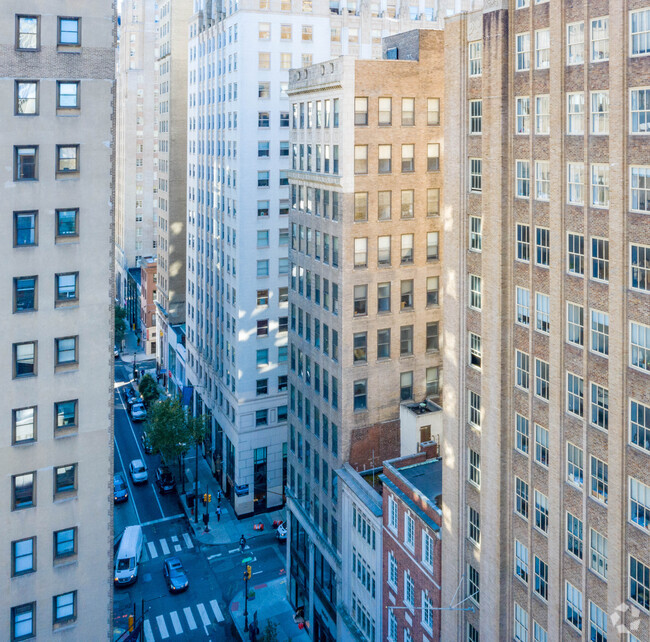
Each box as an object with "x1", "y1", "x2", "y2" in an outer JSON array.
[
  {"x1": 377, "y1": 236, "x2": 391, "y2": 265},
  {"x1": 590, "y1": 456, "x2": 608, "y2": 504},
  {"x1": 589, "y1": 528, "x2": 608, "y2": 579},
  {"x1": 400, "y1": 325, "x2": 414, "y2": 356},
  {"x1": 258, "y1": 112, "x2": 269, "y2": 127},
  {"x1": 567, "y1": 302, "x2": 584, "y2": 346},
  {"x1": 400, "y1": 234, "x2": 414, "y2": 264},
  {"x1": 427, "y1": 144, "x2": 439, "y2": 171},
  {"x1": 56, "y1": 208, "x2": 78, "y2": 239},
  {"x1": 400, "y1": 371, "x2": 413, "y2": 401},
  {"x1": 425, "y1": 322, "x2": 439, "y2": 352},
  {"x1": 631, "y1": 399, "x2": 650, "y2": 453},
  {"x1": 13, "y1": 472, "x2": 35, "y2": 510},
  {"x1": 401, "y1": 98, "x2": 414, "y2": 126},
  {"x1": 567, "y1": 372, "x2": 584, "y2": 417},
  {"x1": 353, "y1": 332, "x2": 367, "y2": 363},
  {"x1": 302, "y1": 25, "x2": 312, "y2": 41},
  {"x1": 535, "y1": 162, "x2": 550, "y2": 201},
  {"x1": 588, "y1": 603, "x2": 607, "y2": 642},
  {"x1": 377, "y1": 329, "x2": 390, "y2": 359},
  {"x1": 388, "y1": 610, "x2": 397, "y2": 642},
  {"x1": 468, "y1": 507, "x2": 480, "y2": 546},
  {"x1": 535, "y1": 358, "x2": 549, "y2": 400},
  {"x1": 629, "y1": 477, "x2": 650, "y2": 531},
  {"x1": 516, "y1": 287, "x2": 530, "y2": 325},
  {"x1": 515, "y1": 412, "x2": 529, "y2": 452},
  {"x1": 469, "y1": 450, "x2": 480, "y2": 488},
  {"x1": 631, "y1": 8, "x2": 650, "y2": 56},
  {"x1": 14, "y1": 342, "x2": 36, "y2": 378},
  {"x1": 404, "y1": 570, "x2": 415, "y2": 608},
  {"x1": 15, "y1": 146, "x2": 38, "y2": 181},
  {"x1": 54, "y1": 337, "x2": 77, "y2": 367},
  {"x1": 354, "y1": 97, "x2": 368, "y2": 125},
  {"x1": 535, "y1": 95, "x2": 549, "y2": 134},
  {"x1": 515, "y1": 353, "x2": 530, "y2": 392},
  {"x1": 257, "y1": 171, "x2": 269, "y2": 187},
  {"x1": 14, "y1": 276, "x2": 37, "y2": 312},
  {"x1": 590, "y1": 383, "x2": 609, "y2": 430},
  {"x1": 469, "y1": 41, "x2": 482, "y2": 76},
  {"x1": 354, "y1": 145, "x2": 367, "y2": 174},
  {"x1": 567, "y1": 22, "x2": 584, "y2": 64},
  {"x1": 567, "y1": 93, "x2": 584, "y2": 134},
  {"x1": 58, "y1": 17, "x2": 80, "y2": 46},
  {"x1": 567, "y1": 512, "x2": 585, "y2": 563},
  {"x1": 467, "y1": 623, "x2": 479, "y2": 642},
  {"x1": 257, "y1": 141, "x2": 269, "y2": 157},
  {"x1": 631, "y1": 321, "x2": 650, "y2": 372},
  {"x1": 55, "y1": 464, "x2": 76, "y2": 495},
  {"x1": 15, "y1": 81, "x2": 38, "y2": 115},
  {"x1": 258, "y1": 52, "x2": 270, "y2": 69},
  {"x1": 256, "y1": 379, "x2": 268, "y2": 396},
  {"x1": 256, "y1": 349, "x2": 269, "y2": 367},
  {"x1": 516, "y1": 160, "x2": 530, "y2": 198},
  {"x1": 256, "y1": 289, "x2": 269, "y2": 306},
  {"x1": 631, "y1": 166, "x2": 650, "y2": 212},
  {"x1": 468, "y1": 390, "x2": 481, "y2": 428},
  {"x1": 388, "y1": 494, "x2": 398, "y2": 532},
  {"x1": 591, "y1": 164, "x2": 609, "y2": 207},
  {"x1": 631, "y1": 88, "x2": 650, "y2": 134},
  {"x1": 590, "y1": 309, "x2": 609, "y2": 355},
  {"x1": 56, "y1": 144, "x2": 79, "y2": 174},
  {"x1": 567, "y1": 163, "x2": 584, "y2": 205},
  {"x1": 427, "y1": 98, "x2": 440, "y2": 125},
  {"x1": 422, "y1": 591, "x2": 433, "y2": 632},
  {"x1": 467, "y1": 564, "x2": 480, "y2": 605},
  {"x1": 469, "y1": 158, "x2": 482, "y2": 192},
  {"x1": 534, "y1": 490, "x2": 548, "y2": 534},
  {"x1": 388, "y1": 551, "x2": 398, "y2": 589},
  {"x1": 566, "y1": 582, "x2": 583, "y2": 632},
  {"x1": 534, "y1": 557, "x2": 548, "y2": 601},
  {"x1": 426, "y1": 367, "x2": 440, "y2": 398},
  {"x1": 567, "y1": 443, "x2": 584, "y2": 488},
  {"x1": 629, "y1": 556, "x2": 650, "y2": 611},
  {"x1": 535, "y1": 28, "x2": 550, "y2": 68},
  {"x1": 12, "y1": 537, "x2": 35, "y2": 576},
  {"x1": 400, "y1": 280, "x2": 413, "y2": 310},
  {"x1": 516, "y1": 96, "x2": 530, "y2": 134},
  {"x1": 469, "y1": 275, "x2": 481, "y2": 310},
  {"x1": 535, "y1": 424, "x2": 549, "y2": 467},
  {"x1": 11, "y1": 602, "x2": 35, "y2": 641},
  {"x1": 354, "y1": 238, "x2": 367, "y2": 268},
  {"x1": 53, "y1": 591, "x2": 76, "y2": 624},
  {"x1": 516, "y1": 33, "x2": 530, "y2": 71},
  {"x1": 469, "y1": 333, "x2": 481, "y2": 369},
  {"x1": 404, "y1": 513, "x2": 415, "y2": 549},
  {"x1": 354, "y1": 380, "x2": 367, "y2": 411},
  {"x1": 426, "y1": 276, "x2": 439, "y2": 307},
  {"x1": 354, "y1": 192, "x2": 368, "y2": 221},
  {"x1": 378, "y1": 144, "x2": 391, "y2": 173},
  {"x1": 12, "y1": 406, "x2": 36, "y2": 444},
  {"x1": 591, "y1": 91, "x2": 609, "y2": 134},
  {"x1": 400, "y1": 190, "x2": 414, "y2": 219},
  {"x1": 568, "y1": 232, "x2": 585, "y2": 275},
  {"x1": 534, "y1": 622, "x2": 547, "y2": 642},
  {"x1": 354, "y1": 284, "x2": 368, "y2": 316},
  {"x1": 535, "y1": 293, "x2": 550, "y2": 334},
  {"x1": 591, "y1": 17, "x2": 609, "y2": 62},
  {"x1": 56, "y1": 400, "x2": 77, "y2": 431},
  {"x1": 378, "y1": 190, "x2": 392, "y2": 220},
  {"x1": 515, "y1": 477, "x2": 529, "y2": 519},
  {"x1": 56, "y1": 272, "x2": 78, "y2": 303},
  {"x1": 16, "y1": 15, "x2": 39, "y2": 50},
  {"x1": 514, "y1": 604, "x2": 528, "y2": 642},
  {"x1": 469, "y1": 216, "x2": 482, "y2": 251}
]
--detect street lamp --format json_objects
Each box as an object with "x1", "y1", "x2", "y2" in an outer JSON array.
[{"x1": 243, "y1": 564, "x2": 252, "y2": 632}]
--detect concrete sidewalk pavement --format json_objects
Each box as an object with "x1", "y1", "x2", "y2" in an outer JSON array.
[{"x1": 229, "y1": 577, "x2": 310, "y2": 642}]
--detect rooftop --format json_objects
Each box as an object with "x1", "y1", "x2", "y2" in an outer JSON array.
[
  {"x1": 337, "y1": 463, "x2": 383, "y2": 518},
  {"x1": 399, "y1": 458, "x2": 443, "y2": 509},
  {"x1": 402, "y1": 399, "x2": 442, "y2": 416}
]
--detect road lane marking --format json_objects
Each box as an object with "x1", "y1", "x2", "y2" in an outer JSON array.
[
  {"x1": 160, "y1": 539, "x2": 170, "y2": 555},
  {"x1": 113, "y1": 436, "x2": 141, "y2": 525},
  {"x1": 156, "y1": 614, "x2": 169, "y2": 639},
  {"x1": 210, "y1": 600, "x2": 225, "y2": 622},
  {"x1": 228, "y1": 548, "x2": 238, "y2": 554},
  {"x1": 174, "y1": 545, "x2": 181, "y2": 552},
  {"x1": 253, "y1": 571, "x2": 263, "y2": 575},
  {"x1": 170, "y1": 611, "x2": 183, "y2": 635},
  {"x1": 183, "y1": 607, "x2": 197, "y2": 630},
  {"x1": 196, "y1": 603, "x2": 211, "y2": 627},
  {"x1": 183, "y1": 533, "x2": 194, "y2": 548},
  {"x1": 143, "y1": 619, "x2": 154, "y2": 642},
  {"x1": 141, "y1": 514, "x2": 184, "y2": 527},
  {"x1": 147, "y1": 542, "x2": 158, "y2": 559},
  {"x1": 171, "y1": 535, "x2": 178, "y2": 542},
  {"x1": 207, "y1": 553, "x2": 221, "y2": 561}
]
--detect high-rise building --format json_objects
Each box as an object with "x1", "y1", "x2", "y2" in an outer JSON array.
[
  {"x1": 1, "y1": 2, "x2": 115, "y2": 638},
  {"x1": 155, "y1": 0, "x2": 191, "y2": 376},
  {"x1": 186, "y1": 0, "x2": 458, "y2": 520},
  {"x1": 442, "y1": 3, "x2": 650, "y2": 642},
  {"x1": 115, "y1": 0, "x2": 159, "y2": 332},
  {"x1": 286, "y1": 30, "x2": 445, "y2": 639}
]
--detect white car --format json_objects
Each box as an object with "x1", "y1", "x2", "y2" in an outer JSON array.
[
  {"x1": 129, "y1": 459, "x2": 148, "y2": 484},
  {"x1": 276, "y1": 522, "x2": 287, "y2": 541},
  {"x1": 130, "y1": 403, "x2": 147, "y2": 422}
]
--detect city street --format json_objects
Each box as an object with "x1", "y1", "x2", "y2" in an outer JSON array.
[{"x1": 113, "y1": 357, "x2": 288, "y2": 641}]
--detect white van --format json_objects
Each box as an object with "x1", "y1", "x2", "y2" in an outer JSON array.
[{"x1": 114, "y1": 525, "x2": 144, "y2": 587}]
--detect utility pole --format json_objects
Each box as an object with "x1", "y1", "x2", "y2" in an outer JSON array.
[
  {"x1": 194, "y1": 438, "x2": 199, "y2": 523},
  {"x1": 243, "y1": 566, "x2": 250, "y2": 632}
]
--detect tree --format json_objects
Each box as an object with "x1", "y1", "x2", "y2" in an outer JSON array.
[
  {"x1": 138, "y1": 374, "x2": 158, "y2": 408},
  {"x1": 260, "y1": 620, "x2": 278, "y2": 642},
  {"x1": 145, "y1": 399, "x2": 187, "y2": 472},
  {"x1": 115, "y1": 305, "x2": 128, "y2": 346}
]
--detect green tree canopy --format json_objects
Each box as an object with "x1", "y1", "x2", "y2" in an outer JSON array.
[
  {"x1": 115, "y1": 305, "x2": 127, "y2": 346},
  {"x1": 138, "y1": 374, "x2": 158, "y2": 408}
]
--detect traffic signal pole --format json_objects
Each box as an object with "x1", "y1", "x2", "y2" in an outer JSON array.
[{"x1": 243, "y1": 570, "x2": 249, "y2": 632}]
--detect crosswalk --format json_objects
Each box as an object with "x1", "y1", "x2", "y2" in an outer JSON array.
[
  {"x1": 143, "y1": 600, "x2": 225, "y2": 640},
  {"x1": 142, "y1": 532, "x2": 194, "y2": 562}
]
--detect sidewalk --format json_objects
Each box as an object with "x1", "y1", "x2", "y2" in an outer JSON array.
[
  {"x1": 229, "y1": 577, "x2": 310, "y2": 642},
  {"x1": 178, "y1": 441, "x2": 287, "y2": 546}
]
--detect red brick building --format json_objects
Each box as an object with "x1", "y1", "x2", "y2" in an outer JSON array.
[{"x1": 381, "y1": 452, "x2": 443, "y2": 642}]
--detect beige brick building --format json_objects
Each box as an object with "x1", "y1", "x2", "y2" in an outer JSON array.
[
  {"x1": 0, "y1": 2, "x2": 115, "y2": 639},
  {"x1": 442, "y1": 2, "x2": 650, "y2": 641},
  {"x1": 286, "y1": 30, "x2": 444, "y2": 640}
]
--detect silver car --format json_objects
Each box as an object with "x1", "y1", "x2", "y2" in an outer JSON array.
[
  {"x1": 129, "y1": 459, "x2": 148, "y2": 484},
  {"x1": 130, "y1": 403, "x2": 147, "y2": 422}
]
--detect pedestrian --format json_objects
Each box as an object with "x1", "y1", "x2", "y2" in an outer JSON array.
[
  {"x1": 240, "y1": 534, "x2": 246, "y2": 552},
  {"x1": 216, "y1": 507, "x2": 221, "y2": 522}
]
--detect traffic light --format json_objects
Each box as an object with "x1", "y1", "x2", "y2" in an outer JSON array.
[
  {"x1": 208, "y1": 494, "x2": 212, "y2": 503},
  {"x1": 128, "y1": 615, "x2": 134, "y2": 632},
  {"x1": 203, "y1": 493, "x2": 208, "y2": 503},
  {"x1": 246, "y1": 564, "x2": 252, "y2": 579}
]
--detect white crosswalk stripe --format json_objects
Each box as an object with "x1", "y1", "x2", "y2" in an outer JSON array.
[
  {"x1": 147, "y1": 541, "x2": 158, "y2": 559},
  {"x1": 160, "y1": 539, "x2": 170, "y2": 555},
  {"x1": 174, "y1": 544, "x2": 181, "y2": 552},
  {"x1": 171, "y1": 535, "x2": 179, "y2": 542},
  {"x1": 169, "y1": 611, "x2": 183, "y2": 635},
  {"x1": 210, "y1": 599, "x2": 225, "y2": 623},
  {"x1": 156, "y1": 614, "x2": 169, "y2": 639},
  {"x1": 143, "y1": 619, "x2": 155, "y2": 641},
  {"x1": 183, "y1": 607, "x2": 197, "y2": 630},
  {"x1": 183, "y1": 533, "x2": 194, "y2": 548},
  {"x1": 196, "y1": 603, "x2": 211, "y2": 627}
]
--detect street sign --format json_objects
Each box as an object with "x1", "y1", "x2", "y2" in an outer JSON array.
[{"x1": 241, "y1": 556, "x2": 253, "y2": 564}]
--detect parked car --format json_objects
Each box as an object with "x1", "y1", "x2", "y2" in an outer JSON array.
[
  {"x1": 130, "y1": 403, "x2": 147, "y2": 422},
  {"x1": 163, "y1": 557, "x2": 189, "y2": 593},
  {"x1": 141, "y1": 431, "x2": 154, "y2": 455},
  {"x1": 123, "y1": 387, "x2": 137, "y2": 405},
  {"x1": 127, "y1": 393, "x2": 143, "y2": 408},
  {"x1": 113, "y1": 473, "x2": 129, "y2": 503},
  {"x1": 155, "y1": 466, "x2": 176, "y2": 494},
  {"x1": 114, "y1": 346, "x2": 120, "y2": 359},
  {"x1": 276, "y1": 522, "x2": 287, "y2": 542},
  {"x1": 129, "y1": 459, "x2": 148, "y2": 484}
]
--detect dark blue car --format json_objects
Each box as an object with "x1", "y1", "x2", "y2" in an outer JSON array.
[{"x1": 113, "y1": 473, "x2": 129, "y2": 503}]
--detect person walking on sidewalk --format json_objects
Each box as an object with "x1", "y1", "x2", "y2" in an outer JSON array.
[
  {"x1": 240, "y1": 534, "x2": 246, "y2": 552},
  {"x1": 216, "y1": 506, "x2": 221, "y2": 522}
]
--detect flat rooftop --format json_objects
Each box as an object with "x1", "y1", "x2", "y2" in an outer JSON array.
[{"x1": 399, "y1": 458, "x2": 443, "y2": 508}]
